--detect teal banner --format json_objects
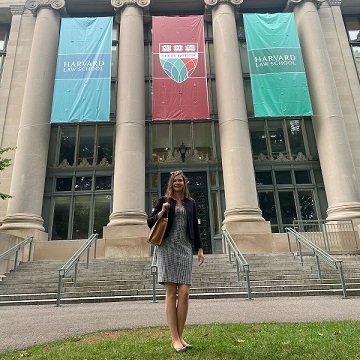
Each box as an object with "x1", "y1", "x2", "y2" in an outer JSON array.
[
  {"x1": 51, "y1": 17, "x2": 112, "y2": 123},
  {"x1": 243, "y1": 13, "x2": 312, "y2": 117}
]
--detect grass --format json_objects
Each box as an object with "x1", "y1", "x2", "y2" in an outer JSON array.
[{"x1": 1, "y1": 321, "x2": 360, "y2": 360}]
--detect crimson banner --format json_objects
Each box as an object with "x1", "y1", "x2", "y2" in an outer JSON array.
[{"x1": 152, "y1": 16, "x2": 210, "y2": 120}]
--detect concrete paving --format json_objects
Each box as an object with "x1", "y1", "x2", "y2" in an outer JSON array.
[{"x1": 1, "y1": 296, "x2": 360, "y2": 353}]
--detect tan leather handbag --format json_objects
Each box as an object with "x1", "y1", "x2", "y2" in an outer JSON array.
[{"x1": 148, "y1": 211, "x2": 168, "y2": 246}]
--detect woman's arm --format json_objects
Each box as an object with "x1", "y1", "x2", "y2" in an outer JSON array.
[
  {"x1": 147, "y1": 198, "x2": 164, "y2": 228},
  {"x1": 147, "y1": 197, "x2": 170, "y2": 228}
]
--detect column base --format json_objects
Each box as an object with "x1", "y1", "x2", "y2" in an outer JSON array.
[
  {"x1": 327, "y1": 202, "x2": 360, "y2": 221},
  {"x1": 223, "y1": 207, "x2": 265, "y2": 224},
  {"x1": 108, "y1": 210, "x2": 147, "y2": 226},
  {"x1": 103, "y1": 223, "x2": 149, "y2": 258},
  {"x1": 223, "y1": 220, "x2": 273, "y2": 254},
  {"x1": 0, "y1": 213, "x2": 45, "y2": 232}
]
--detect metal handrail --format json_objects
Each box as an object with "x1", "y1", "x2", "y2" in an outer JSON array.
[
  {"x1": 56, "y1": 232, "x2": 98, "y2": 306},
  {"x1": 286, "y1": 227, "x2": 347, "y2": 298},
  {"x1": 151, "y1": 246, "x2": 158, "y2": 303},
  {"x1": 0, "y1": 237, "x2": 33, "y2": 273},
  {"x1": 222, "y1": 229, "x2": 252, "y2": 299}
]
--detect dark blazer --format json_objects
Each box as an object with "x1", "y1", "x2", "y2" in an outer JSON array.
[{"x1": 147, "y1": 196, "x2": 203, "y2": 251}]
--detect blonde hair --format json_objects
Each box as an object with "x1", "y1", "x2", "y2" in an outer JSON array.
[{"x1": 165, "y1": 171, "x2": 191, "y2": 200}]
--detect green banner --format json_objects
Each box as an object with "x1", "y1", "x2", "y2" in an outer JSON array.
[{"x1": 243, "y1": 13, "x2": 313, "y2": 117}]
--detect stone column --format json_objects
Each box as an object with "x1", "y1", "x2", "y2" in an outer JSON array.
[
  {"x1": 0, "y1": 5, "x2": 25, "y2": 223},
  {"x1": 0, "y1": 5, "x2": 25, "y2": 144},
  {"x1": 204, "y1": 0, "x2": 269, "y2": 233},
  {"x1": 287, "y1": 0, "x2": 360, "y2": 221},
  {"x1": 0, "y1": 1, "x2": 66, "y2": 237},
  {"x1": 103, "y1": 0, "x2": 149, "y2": 257}
]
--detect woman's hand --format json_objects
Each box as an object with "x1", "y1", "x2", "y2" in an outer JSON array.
[
  {"x1": 158, "y1": 202, "x2": 170, "y2": 219},
  {"x1": 197, "y1": 248, "x2": 204, "y2": 267}
]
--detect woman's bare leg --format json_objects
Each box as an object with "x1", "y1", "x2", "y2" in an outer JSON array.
[
  {"x1": 164, "y1": 283, "x2": 183, "y2": 349},
  {"x1": 177, "y1": 284, "x2": 191, "y2": 347}
]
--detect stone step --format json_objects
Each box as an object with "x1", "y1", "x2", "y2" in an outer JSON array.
[{"x1": 1, "y1": 253, "x2": 360, "y2": 306}]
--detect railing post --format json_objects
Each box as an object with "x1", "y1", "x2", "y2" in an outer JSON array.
[
  {"x1": 94, "y1": 236, "x2": 98, "y2": 259},
  {"x1": 152, "y1": 267, "x2": 157, "y2": 303},
  {"x1": 244, "y1": 265, "x2": 252, "y2": 300},
  {"x1": 14, "y1": 249, "x2": 19, "y2": 272},
  {"x1": 350, "y1": 220, "x2": 358, "y2": 250},
  {"x1": 338, "y1": 262, "x2": 348, "y2": 298},
  {"x1": 315, "y1": 254, "x2": 322, "y2": 280},
  {"x1": 322, "y1": 221, "x2": 331, "y2": 251},
  {"x1": 74, "y1": 260, "x2": 79, "y2": 287},
  {"x1": 297, "y1": 241, "x2": 304, "y2": 265},
  {"x1": 86, "y1": 248, "x2": 90, "y2": 269},
  {"x1": 28, "y1": 239, "x2": 33, "y2": 261},
  {"x1": 287, "y1": 231, "x2": 292, "y2": 252},
  {"x1": 56, "y1": 271, "x2": 62, "y2": 307}
]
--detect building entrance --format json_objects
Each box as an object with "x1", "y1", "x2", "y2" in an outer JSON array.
[{"x1": 161, "y1": 172, "x2": 212, "y2": 254}]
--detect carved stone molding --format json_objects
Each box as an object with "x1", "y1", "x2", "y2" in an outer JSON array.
[
  {"x1": 9, "y1": 5, "x2": 25, "y2": 15},
  {"x1": 25, "y1": 0, "x2": 67, "y2": 16},
  {"x1": 329, "y1": 0, "x2": 341, "y2": 5},
  {"x1": 111, "y1": 0, "x2": 150, "y2": 12},
  {"x1": 204, "y1": 0, "x2": 243, "y2": 7},
  {"x1": 285, "y1": 0, "x2": 324, "y2": 11}
]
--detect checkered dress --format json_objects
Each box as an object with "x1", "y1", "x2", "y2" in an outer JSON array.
[{"x1": 157, "y1": 206, "x2": 193, "y2": 285}]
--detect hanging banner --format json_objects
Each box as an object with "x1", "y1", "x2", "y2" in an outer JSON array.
[
  {"x1": 51, "y1": 17, "x2": 112, "y2": 123},
  {"x1": 152, "y1": 16, "x2": 209, "y2": 120},
  {"x1": 243, "y1": 13, "x2": 313, "y2": 117}
]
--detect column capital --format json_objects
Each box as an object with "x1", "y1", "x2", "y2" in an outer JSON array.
[
  {"x1": 111, "y1": 0, "x2": 150, "y2": 13},
  {"x1": 25, "y1": 0, "x2": 67, "y2": 17},
  {"x1": 329, "y1": 0, "x2": 342, "y2": 5},
  {"x1": 204, "y1": 0, "x2": 243, "y2": 9},
  {"x1": 9, "y1": 5, "x2": 25, "y2": 15},
  {"x1": 285, "y1": 0, "x2": 324, "y2": 11}
]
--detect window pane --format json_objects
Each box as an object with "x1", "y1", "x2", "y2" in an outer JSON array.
[
  {"x1": 298, "y1": 190, "x2": 317, "y2": 220},
  {"x1": 352, "y1": 46, "x2": 360, "y2": 75},
  {"x1": 56, "y1": 178, "x2": 72, "y2": 191},
  {"x1": 345, "y1": 17, "x2": 360, "y2": 40},
  {"x1": 152, "y1": 123, "x2": 169, "y2": 162},
  {"x1": 78, "y1": 126, "x2": 95, "y2": 166},
  {"x1": 295, "y1": 170, "x2": 311, "y2": 184},
  {"x1": 48, "y1": 127, "x2": 58, "y2": 167},
  {"x1": 73, "y1": 196, "x2": 91, "y2": 239},
  {"x1": 0, "y1": 27, "x2": 7, "y2": 50},
  {"x1": 59, "y1": 127, "x2": 76, "y2": 166},
  {"x1": 278, "y1": 191, "x2": 297, "y2": 225},
  {"x1": 250, "y1": 121, "x2": 268, "y2": 158},
  {"x1": 287, "y1": 120, "x2": 306, "y2": 159},
  {"x1": 173, "y1": 123, "x2": 191, "y2": 149},
  {"x1": 193, "y1": 122, "x2": 213, "y2": 160},
  {"x1": 258, "y1": 191, "x2": 277, "y2": 224},
  {"x1": 275, "y1": 171, "x2": 292, "y2": 184},
  {"x1": 244, "y1": 79, "x2": 254, "y2": 117},
  {"x1": 268, "y1": 121, "x2": 287, "y2": 158},
  {"x1": 75, "y1": 176, "x2": 92, "y2": 191},
  {"x1": 239, "y1": 42, "x2": 249, "y2": 73},
  {"x1": 95, "y1": 176, "x2": 112, "y2": 190},
  {"x1": 97, "y1": 126, "x2": 114, "y2": 165},
  {"x1": 255, "y1": 171, "x2": 272, "y2": 185},
  {"x1": 52, "y1": 197, "x2": 70, "y2": 240},
  {"x1": 93, "y1": 194, "x2": 111, "y2": 238}
]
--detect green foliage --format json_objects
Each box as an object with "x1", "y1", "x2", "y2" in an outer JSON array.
[
  {"x1": 0, "y1": 321, "x2": 359, "y2": 359},
  {"x1": 0, "y1": 147, "x2": 14, "y2": 200}
]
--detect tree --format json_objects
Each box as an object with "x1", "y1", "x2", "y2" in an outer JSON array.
[{"x1": 0, "y1": 147, "x2": 14, "y2": 200}]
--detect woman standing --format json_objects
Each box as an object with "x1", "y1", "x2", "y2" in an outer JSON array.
[{"x1": 147, "y1": 170, "x2": 204, "y2": 353}]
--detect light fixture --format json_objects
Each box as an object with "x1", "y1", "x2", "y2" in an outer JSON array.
[{"x1": 179, "y1": 142, "x2": 186, "y2": 163}]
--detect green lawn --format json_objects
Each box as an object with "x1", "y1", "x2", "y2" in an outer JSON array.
[{"x1": 1, "y1": 321, "x2": 359, "y2": 359}]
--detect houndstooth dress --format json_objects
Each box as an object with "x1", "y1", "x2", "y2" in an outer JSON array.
[{"x1": 157, "y1": 206, "x2": 193, "y2": 285}]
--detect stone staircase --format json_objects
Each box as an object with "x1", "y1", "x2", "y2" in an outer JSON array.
[{"x1": 1, "y1": 253, "x2": 360, "y2": 306}]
